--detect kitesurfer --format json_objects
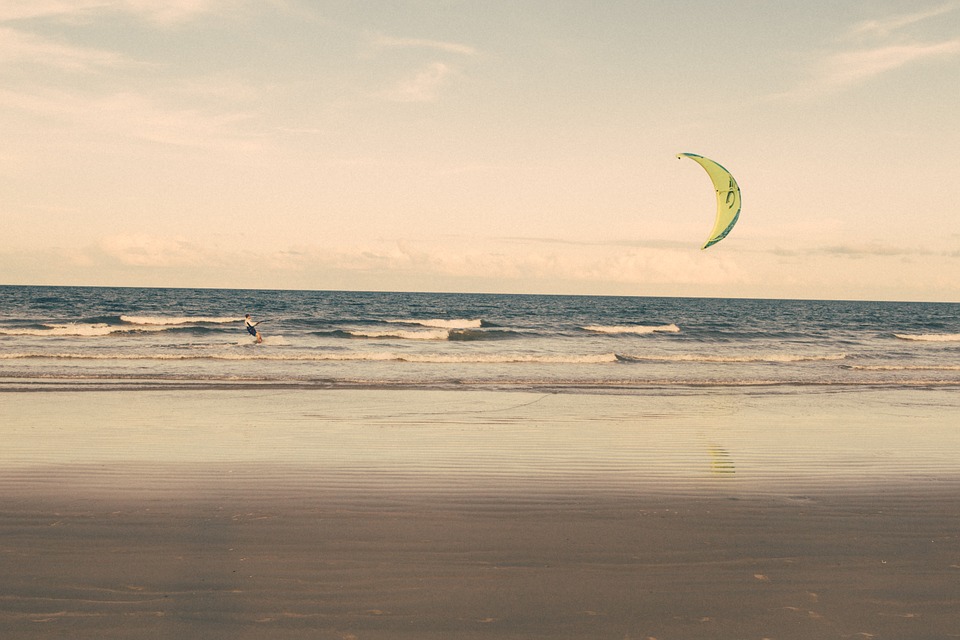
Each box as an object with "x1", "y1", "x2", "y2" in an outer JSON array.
[{"x1": 244, "y1": 314, "x2": 263, "y2": 343}]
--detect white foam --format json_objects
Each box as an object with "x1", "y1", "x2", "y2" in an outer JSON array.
[
  {"x1": 347, "y1": 328, "x2": 451, "y2": 341},
  {"x1": 121, "y1": 315, "x2": 242, "y2": 325},
  {"x1": 0, "y1": 351, "x2": 620, "y2": 364},
  {"x1": 387, "y1": 318, "x2": 483, "y2": 329},
  {"x1": 619, "y1": 353, "x2": 847, "y2": 364},
  {"x1": 584, "y1": 324, "x2": 681, "y2": 335},
  {"x1": 846, "y1": 364, "x2": 960, "y2": 371},
  {"x1": 394, "y1": 352, "x2": 619, "y2": 364},
  {"x1": 0, "y1": 323, "x2": 168, "y2": 337}
]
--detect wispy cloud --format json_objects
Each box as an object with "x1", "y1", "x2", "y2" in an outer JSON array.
[
  {"x1": 0, "y1": 0, "x2": 227, "y2": 25},
  {"x1": 498, "y1": 236, "x2": 693, "y2": 251},
  {"x1": 776, "y1": 4, "x2": 960, "y2": 99},
  {"x1": 120, "y1": 0, "x2": 225, "y2": 24},
  {"x1": 88, "y1": 92, "x2": 259, "y2": 148},
  {"x1": 767, "y1": 242, "x2": 952, "y2": 260},
  {"x1": 98, "y1": 233, "x2": 228, "y2": 267},
  {"x1": 379, "y1": 62, "x2": 455, "y2": 103},
  {"x1": 816, "y1": 40, "x2": 960, "y2": 90},
  {"x1": 848, "y1": 3, "x2": 958, "y2": 38},
  {"x1": 0, "y1": 4, "x2": 263, "y2": 150},
  {"x1": 0, "y1": 0, "x2": 106, "y2": 22},
  {"x1": 372, "y1": 34, "x2": 478, "y2": 57},
  {"x1": 0, "y1": 86, "x2": 260, "y2": 150},
  {"x1": 0, "y1": 26, "x2": 142, "y2": 71},
  {"x1": 365, "y1": 31, "x2": 477, "y2": 104}
]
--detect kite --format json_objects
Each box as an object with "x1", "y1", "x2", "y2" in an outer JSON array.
[{"x1": 677, "y1": 153, "x2": 741, "y2": 249}]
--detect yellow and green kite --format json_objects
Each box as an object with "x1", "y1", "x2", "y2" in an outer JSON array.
[{"x1": 678, "y1": 153, "x2": 741, "y2": 249}]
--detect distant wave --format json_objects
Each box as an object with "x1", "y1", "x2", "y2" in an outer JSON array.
[
  {"x1": 121, "y1": 315, "x2": 241, "y2": 326},
  {"x1": 584, "y1": 324, "x2": 680, "y2": 335},
  {"x1": 0, "y1": 323, "x2": 169, "y2": 337},
  {"x1": 0, "y1": 351, "x2": 620, "y2": 364},
  {"x1": 894, "y1": 333, "x2": 960, "y2": 342},
  {"x1": 341, "y1": 328, "x2": 452, "y2": 341},
  {"x1": 448, "y1": 328, "x2": 518, "y2": 341},
  {"x1": 324, "y1": 326, "x2": 518, "y2": 341},
  {"x1": 0, "y1": 315, "x2": 242, "y2": 337},
  {"x1": 387, "y1": 318, "x2": 484, "y2": 329},
  {"x1": 5, "y1": 374, "x2": 960, "y2": 393},
  {"x1": 616, "y1": 353, "x2": 848, "y2": 364},
  {"x1": 843, "y1": 364, "x2": 960, "y2": 372}
]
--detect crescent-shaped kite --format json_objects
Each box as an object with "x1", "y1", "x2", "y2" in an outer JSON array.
[{"x1": 677, "y1": 153, "x2": 741, "y2": 249}]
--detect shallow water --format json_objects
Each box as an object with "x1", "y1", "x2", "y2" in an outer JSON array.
[{"x1": 3, "y1": 388, "x2": 958, "y2": 498}]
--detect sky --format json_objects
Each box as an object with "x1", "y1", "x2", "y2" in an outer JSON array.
[{"x1": 1, "y1": 0, "x2": 959, "y2": 301}]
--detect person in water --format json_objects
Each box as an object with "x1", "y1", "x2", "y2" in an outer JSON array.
[{"x1": 244, "y1": 314, "x2": 263, "y2": 343}]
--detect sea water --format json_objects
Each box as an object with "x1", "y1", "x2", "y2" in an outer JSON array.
[{"x1": 1, "y1": 285, "x2": 958, "y2": 392}]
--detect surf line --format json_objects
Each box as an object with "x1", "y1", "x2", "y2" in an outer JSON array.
[{"x1": 301, "y1": 392, "x2": 556, "y2": 421}]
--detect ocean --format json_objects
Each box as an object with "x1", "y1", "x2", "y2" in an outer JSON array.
[{"x1": 1, "y1": 285, "x2": 958, "y2": 393}]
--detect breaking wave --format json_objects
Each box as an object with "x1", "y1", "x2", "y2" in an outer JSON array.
[
  {"x1": 121, "y1": 315, "x2": 241, "y2": 325},
  {"x1": 0, "y1": 323, "x2": 169, "y2": 337},
  {"x1": 387, "y1": 318, "x2": 484, "y2": 329},
  {"x1": 616, "y1": 353, "x2": 848, "y2": 364},
  {"x1": 584, "y1": 324, "x2": 680, "y2": 335},
  {"x1": 320, "y1": 327, "x2": 519, "y2": 341},
  {"x1": 0, "y1": 351, "x2": 620, "y2": 364},
  {"x1": 339, "y1": 328, "x2": 453, "y2": 341},
  {"x1": 894, "y1": 333, "x2": 960, "y2": 342},
  {"x1": 843, "y1": 364, "x2": 960, "y2": 372}
]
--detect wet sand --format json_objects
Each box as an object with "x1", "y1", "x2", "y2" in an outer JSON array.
[{"x1": 2, "y1": 389, "x2": 960, "y2": 639}]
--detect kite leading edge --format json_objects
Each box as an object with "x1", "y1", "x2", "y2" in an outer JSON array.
[{"x1": 677, "y1": 152, "x2": 741, "y2": 250}]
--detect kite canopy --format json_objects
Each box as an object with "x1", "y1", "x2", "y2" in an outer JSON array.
[{"x1": 677, "y1": 153, "x2": 741, "y2": 249}]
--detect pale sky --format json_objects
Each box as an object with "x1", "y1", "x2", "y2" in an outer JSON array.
[{"x1": 2, "y1": 0, "x2": 959, "y2": 301}]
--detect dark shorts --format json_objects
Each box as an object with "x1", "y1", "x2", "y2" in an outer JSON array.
[{"x1": 246, "y1": 325, "x2": 258, "y2": 336}]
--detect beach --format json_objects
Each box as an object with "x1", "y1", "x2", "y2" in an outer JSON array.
[{"x1": 3, "y1": 388, "x2": 960, "y2": 639}]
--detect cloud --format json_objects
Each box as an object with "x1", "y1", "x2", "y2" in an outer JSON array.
[
  {"x1": 379, "y1": 62, "x2": 455, "y2": 103},
  {"x1": 265, "y1": 239, "x2": 749, "y2": 288},
  {"x1": 73, "y1": 234, "x2": 751, "y2": 289},
  {"x1": 817, "y1": 40, "x2": 960, "y2": 89},
  {"x1": 0, "y1": 0, "x2": 226, "y2": 24},
  {"x1": 764, "y1": 242, "x2": 953, "y2": 260},
  {"x1": 848, "y1": 4, "x2": 959, "y2": 39},
  {"x1": 773, "y1": 5, "x2": 960, "y2": 100},
  {"x1": 89, "y1": 92, "x2": 259, "y2": 148},
  {"x1": 497, "y1": 236, "x2": 693, "y2": 251},
  {"x1": 120, "y1": 0, "x2": 225, "y2": 24},
  {"x1": 0, "y1": 0, "x2": 106, "y2": 22},
  {"x1": 98, "y1": 233, "x2": 227, "y2": 267},
  {"x1": 7, "y1": 233, "x2": 957, "y2": 299},
  {"x1": 364, "y1": 31, "x2": 477, "y2": 104},
  {"x1": 372, "y1": 34, "x2": 478, "y2": 57},
  {"x1": 0, "y1": 86, "x2": 259, "y2": 150},
  {"x1": 0, "y1": 26, "x2": 141, "y2": 71}
]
